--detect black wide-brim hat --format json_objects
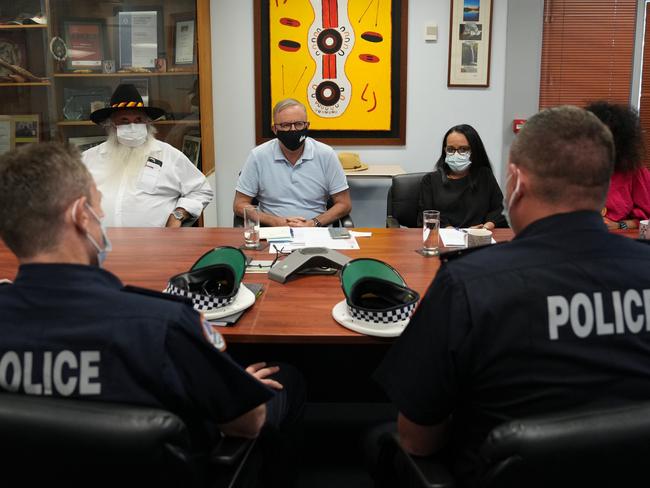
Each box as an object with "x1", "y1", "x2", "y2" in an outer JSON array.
[{"x1": 90, "y1": 83, "x2": 165, "y2": 124}]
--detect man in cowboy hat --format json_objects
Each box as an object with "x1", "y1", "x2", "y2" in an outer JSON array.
[
  {"x1": 83, "y1": 83, "x2": 213, "y2": 227},
  {"x1": 234, "y1": 98, "x2": 351, "y2": 227}
]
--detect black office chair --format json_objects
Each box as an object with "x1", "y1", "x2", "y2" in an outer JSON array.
[
  {"x1": 233, "y1": 197, "x2": 354, "y2": 228},
  {"x1": 386, "y1": 172, "x2": 427, "y2": 228},
  {"x1": 379, "y1": 401, "x2": 650, "y2": 488},
  {"x1": 0, "y1": 393, "x2": 255, "y2": 488}
]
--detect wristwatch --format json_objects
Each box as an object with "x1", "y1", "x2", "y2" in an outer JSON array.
[
  {"x1": 312, "y1": 217, "x2": 322, "y2": 227},
  {"x1": 618, "y1": 221, "x2": 628, "y2": 230},
  {"x1": 172, "y1": 209, "x2": 185, "y2": 222}
]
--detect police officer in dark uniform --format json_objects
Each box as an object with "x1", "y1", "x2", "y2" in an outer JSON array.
[
  {"x1": 0, "y1": 142, "x2": 303, "y2": 484},
  {"x1": 375, "y1": 106, "x2": 650, "y2": 487}
]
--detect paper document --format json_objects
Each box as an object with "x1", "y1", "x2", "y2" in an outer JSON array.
[
  {"x1": 259, "y1": 226, "x2": 292, "y2": 240},
  {"x1": 268, "y1": 227, "x2": 359, "y2": 252},
  {"x1": 439, "y1": 228, "x2": 497, "y2": 247}
]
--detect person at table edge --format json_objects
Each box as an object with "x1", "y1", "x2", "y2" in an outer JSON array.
[{"x1": 233, "y1": 98, "x2": 352, "y2": 227}]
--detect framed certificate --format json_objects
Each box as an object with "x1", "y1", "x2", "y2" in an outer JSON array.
[
  {"x1": 171, "y1": 13, "x2": 196, "y2": 68},
  {"x1": 63, "y1": 20, "x2": 106, "y2": 72},
  {"x1": 118, "y1": 9, "x2": 163, "y2": 69}
]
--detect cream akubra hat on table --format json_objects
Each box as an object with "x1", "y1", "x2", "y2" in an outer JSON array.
[{"x1": 338, "y1": 152, "x2": 369, "y2": 172}]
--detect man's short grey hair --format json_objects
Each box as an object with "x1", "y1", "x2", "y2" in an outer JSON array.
[
  {"x1": 0, "y1": 142, "x2": 93, "y2": 258},
  {"x1": 272, "y1": 98, "x2": 307, "y2": 122},
  {"x1": 510, "y1": 105, "x2": 615, "y2": 208}
]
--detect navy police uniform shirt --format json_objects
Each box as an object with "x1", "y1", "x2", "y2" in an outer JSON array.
[
  {"x1": 375, "y1": 211, "x2": 650, "y2": 487},
  {"x1": 0, "y1": 263, "x2": 273, "y2": 448}
]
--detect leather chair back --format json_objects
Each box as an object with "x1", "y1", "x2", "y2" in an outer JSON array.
[
  {"x1": 479, "y1": 402, "x2": 650, "y2": 488},
  {"x1": 386, "y1": 172, "x2": 427, "y2": 228},
  {"x1": 0, "y1": 393, "x2": 200, "y2": 487}
]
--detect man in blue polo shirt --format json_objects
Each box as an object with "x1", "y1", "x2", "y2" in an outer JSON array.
[{"x1": 234, "y1": 98, "x2": 351, "y2": 227}]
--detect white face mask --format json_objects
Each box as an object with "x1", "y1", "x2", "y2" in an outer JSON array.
[
  {"x1": 445, "y1": 152, "x2": 472, "y2": 173},
  {"x1": 72, "y1": 200, "x2": 112, "y2": 267},
  {"x1": 116, "y1": 123, "x2": 148, "y2": 147}
]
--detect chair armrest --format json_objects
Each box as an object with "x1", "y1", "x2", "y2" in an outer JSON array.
[
  {"x1": 340, "y1": 214, "x2": 355, "y2": 228},
  {"x1": 386, "y1": 216, "x2": 401, "y2": 228},
  {"x1": 233, "y1": 214, "x2": 244, "y2": 227},
  {"x1": 387, "y1": 433, "x2": 455, "y2": 488},
  {"x1": 210, "y1": 436, "x2": 256, "y2": 466}
]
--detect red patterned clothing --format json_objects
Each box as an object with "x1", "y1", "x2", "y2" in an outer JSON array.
[{"x1": 604, "y1": 168, "x2": 650, "y2": 222}]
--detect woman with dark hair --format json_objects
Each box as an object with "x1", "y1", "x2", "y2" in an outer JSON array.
[
  {"x1": 586, "y1": 101, "x2": 650, "y2": 230},
  {"x1": 417, "y1": 124, "x2": 507, "y2": 228}
]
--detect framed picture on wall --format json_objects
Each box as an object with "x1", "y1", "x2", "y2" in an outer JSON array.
[
  {"x1": 63, "y1": 19, "x2": 106, "y2": 72},
  {"x1": 254, "y1": 0, "x2": 408, "y2": 146},
  {"x1": 170, "y1": 13, "x2": 196, "y2": 69},
  {"x1": 117, "y1": 8, "x2": 163, "y2": 69},
  {"x1": 447, "y1": 0, "x2": 493, "y2": 87},
  {"x1": 181, "y1": 135, "x2": 201, "y2": 167},
  {"x1": 13, "y1": 114, "x2": 39, "y2": 144}
]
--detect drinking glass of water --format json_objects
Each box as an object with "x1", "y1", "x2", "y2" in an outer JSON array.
[
  {"x1": 422, "y1": 210, "x2": 440, "y2": 255},
  {"x1": 243, "y1": 205, "x2": 260, "y2": 249}
]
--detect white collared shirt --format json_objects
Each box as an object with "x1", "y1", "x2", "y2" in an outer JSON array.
[{"x1": 82, "y1": 139, "x2": 213, "y2": 227}]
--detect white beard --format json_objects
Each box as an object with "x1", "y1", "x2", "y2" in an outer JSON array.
[{"x1": 102, "y1": 128, "x2": 157, "y2": 192}]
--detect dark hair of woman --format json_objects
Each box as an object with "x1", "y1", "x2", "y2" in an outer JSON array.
[
  {"x1": 434, "y1": 124, "x2": 495, "y2": 188},
  {"x1": 585, "y1": 101, "x2": 644, "y2": 173}
]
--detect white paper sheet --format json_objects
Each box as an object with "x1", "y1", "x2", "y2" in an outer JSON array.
[
  {"x1": 439, "y1": 228, "x2": 497, "y2": 247},
  {"x1": 259, "y1": 226, "x2": 292, "y2": 240},
  {"x1": 439, "y1": 228, "x2": 467, "y2": 247},
  {"x1": 130, "y1": 12, "x2": 157, "y2": 68},
  {"x1": 268, "y1": 227, "x2": 359, "y2": 252}
]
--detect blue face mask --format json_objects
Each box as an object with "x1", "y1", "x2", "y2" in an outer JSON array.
[
  {"x1": 76, "y1": 202, "x2": 112, "y2": 267},
  {"x1": 502, "y1": 168, "x2": 521, "y2": 228},
  {"x1": 445, "y1": 152, "x2": 472, "y2": 173}
]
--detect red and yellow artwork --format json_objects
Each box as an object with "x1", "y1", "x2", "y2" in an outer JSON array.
[{"x1": 256, "y1": 0, "x2": 407, "y2": 144}]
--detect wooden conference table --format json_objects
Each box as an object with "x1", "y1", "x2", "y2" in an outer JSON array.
[{"x1": 0, "y1": 227, "x2": 515, "y2": 345}]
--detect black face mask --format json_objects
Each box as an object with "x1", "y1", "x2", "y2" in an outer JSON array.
[{"x1": 276, "y1": 129, "x2": 308, "y2": 151}]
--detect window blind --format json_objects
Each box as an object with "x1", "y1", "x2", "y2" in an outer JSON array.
[{"x1": 539, "y1": 0, "x2": 637, "y2": 109}]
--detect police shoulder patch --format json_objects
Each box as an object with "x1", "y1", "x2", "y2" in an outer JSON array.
[{"x1": 200, "y1": 313, "x2": 227, "y2": 352}]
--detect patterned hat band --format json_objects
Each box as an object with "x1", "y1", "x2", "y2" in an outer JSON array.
[
  {"x1": 164, "y1": 283, "x2": 236, "y2": 312},
  {"x1": 346, "y1": 299, "x2": 418, "y2": 326},
  {"x1": 345, "y1": 278, "x2": 420, "y2": 325},
  {"x1": 112, "y1": 101, "x2": 144, "y2": 108}
]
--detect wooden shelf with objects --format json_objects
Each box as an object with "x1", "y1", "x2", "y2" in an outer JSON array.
[{"x1": 0, "y1": 0, "x2": 214, "y2": 181}]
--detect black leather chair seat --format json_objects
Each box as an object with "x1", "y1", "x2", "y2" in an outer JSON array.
[
  {"x1": 378, "y1": 401, "x2": 650, "y2": 488},
  {"x1": 386, "y1": 172, "x2": 427, "y2": 228},
  {"x1": 0, "y1": 393, "x2": 254, "y2": 488}
]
